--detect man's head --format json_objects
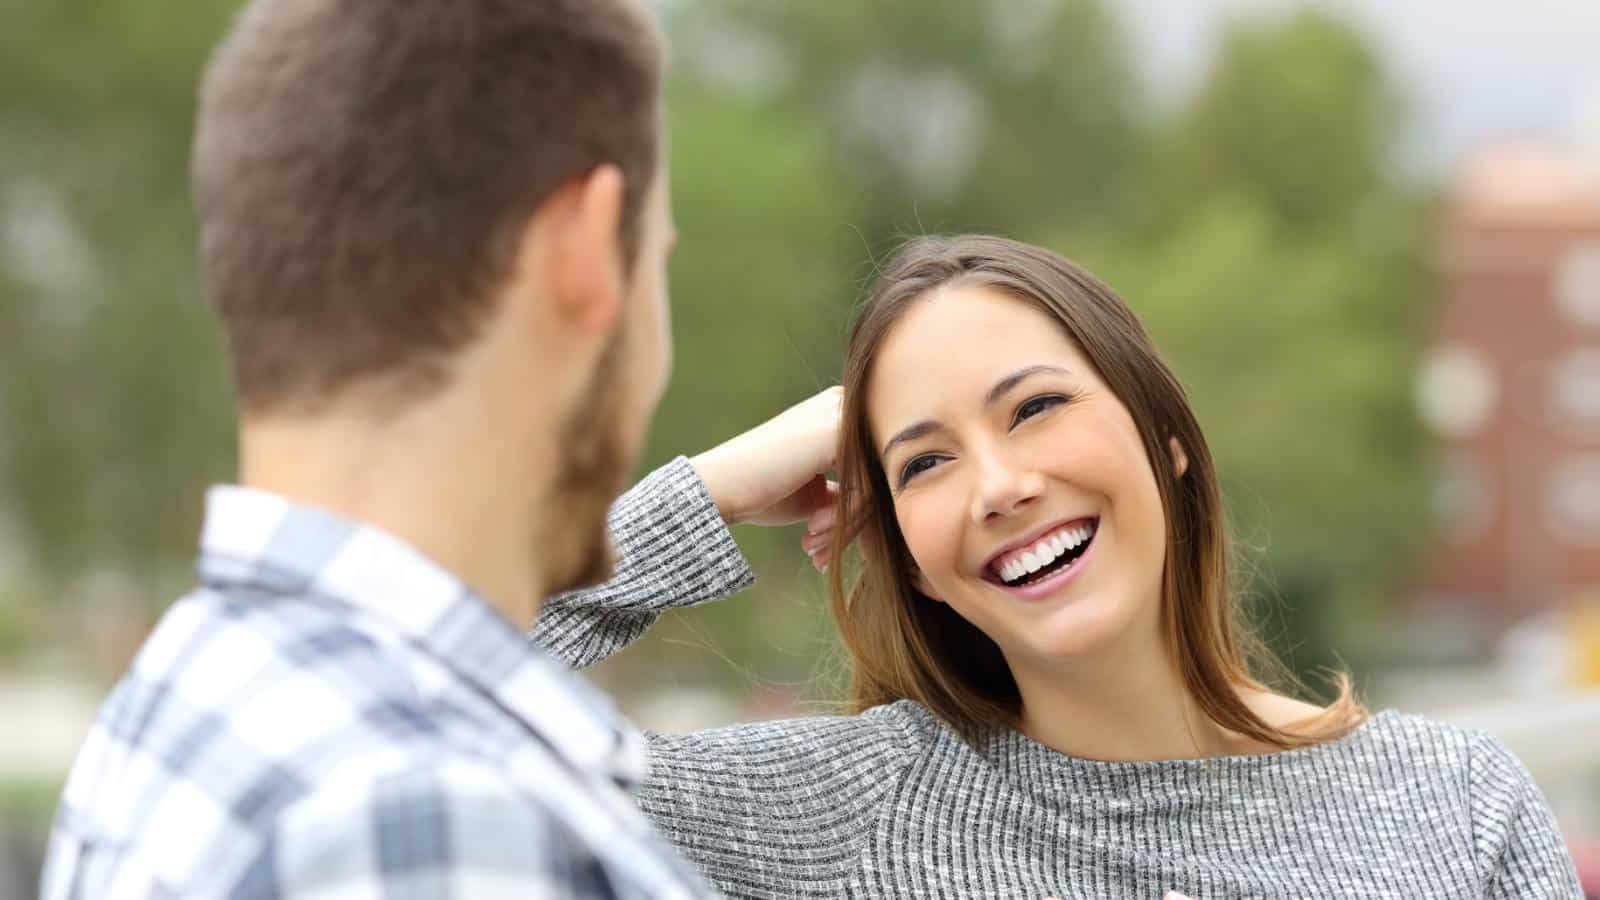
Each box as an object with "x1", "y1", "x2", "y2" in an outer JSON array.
[{"x1": 194, "y1": 0, "x2": 674, "y2": 595}]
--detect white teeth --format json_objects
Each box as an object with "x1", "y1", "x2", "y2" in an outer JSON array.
[{"x1": 995, "y1": 520, "x2": 1098, "y2": 585}]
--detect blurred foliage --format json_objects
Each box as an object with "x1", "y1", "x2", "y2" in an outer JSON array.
[
  {"x1": 0, "y1": 0, "x2": 237, "y2": 593},
  {"x1": 684, "y1": 0, "x2": 1145, "y2": 239},
  {"x1": 0, "y1": 777, "x2": 60, "y2": 832},
  {"x1": 0, "y1": 1, "x2": 1428, "y2": 700},
  {"x1": 1075, "y1": 10, "x2": 1430, "y2": 678}
]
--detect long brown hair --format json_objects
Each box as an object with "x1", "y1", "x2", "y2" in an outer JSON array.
[{"x1": 828, "y1": 234, "x2": 1363, "y2": 749}]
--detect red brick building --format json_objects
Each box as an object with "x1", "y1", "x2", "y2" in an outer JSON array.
[{"x1": 1418, "y1": 147, "x2": 1600, "y2": 626}]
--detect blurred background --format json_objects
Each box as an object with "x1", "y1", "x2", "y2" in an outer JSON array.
[{"x1": 3, "y1": 0, "x2": 1599, "y2": 894}]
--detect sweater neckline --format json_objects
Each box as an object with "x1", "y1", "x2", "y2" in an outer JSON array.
[{"x1": 981, "y1": 709, "x2": 1394, "y2": 803}]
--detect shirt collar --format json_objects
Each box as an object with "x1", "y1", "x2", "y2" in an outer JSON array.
[{"x1": 195, "y1": 484, "x2": 647, "y2": 790}]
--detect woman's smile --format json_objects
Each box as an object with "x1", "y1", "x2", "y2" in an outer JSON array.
[{"x1": 980, "y1": 515, "x2": 1101, "y2": 600}]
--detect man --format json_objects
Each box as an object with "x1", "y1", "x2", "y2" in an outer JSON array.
[{"x1": 41, "y1": 0, "x2": 826, "y2": 895}]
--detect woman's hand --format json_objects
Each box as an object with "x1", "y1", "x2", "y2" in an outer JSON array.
[{"x1": 689, "y1": 388, "x2": 843, "y2": 549}]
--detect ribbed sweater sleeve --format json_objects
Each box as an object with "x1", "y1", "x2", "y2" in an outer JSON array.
[
  {"x1": 532, "y1": 455, "x2": 754, "y2": 669},
  {"x1": 1468, "y1": 730, "x2": 1585, "y2": 897},
  {"x1": 530, "y1": 460, "x2": 917, "y2": 895},
  {"x1": 636, "y1": 707, "x2": 918, "y2": 898}
]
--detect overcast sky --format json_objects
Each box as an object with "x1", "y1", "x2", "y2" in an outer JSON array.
[{"x1": 1114, "y1": 0, "x2": 1600, "y2": 173}]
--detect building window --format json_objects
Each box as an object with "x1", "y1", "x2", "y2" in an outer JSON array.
[
  {"x1": 1433, "y1": 453, "x2": 1493, "y2": 543},
  {"x1": 1556, "y1": 241, "x2": 1600, "y2": 328},
  {"x1": 1546, "y1": 455, "x2": 1600, "y2": 545},
  {"x1": 1418, "y1": 345, "x2": 1497, "y2": 438},
  {"x1": 1549, "y1": 347, "x2": 1600, "y2": 436}
]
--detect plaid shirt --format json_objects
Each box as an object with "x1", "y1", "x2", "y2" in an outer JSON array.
[{"x1": 42, "y1": 461, "x2": 719, "y2": 899}]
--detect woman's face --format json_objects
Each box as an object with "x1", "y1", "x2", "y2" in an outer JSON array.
[{"x1": 867, "y1": 285, "x2": 1175, "y2": 673}]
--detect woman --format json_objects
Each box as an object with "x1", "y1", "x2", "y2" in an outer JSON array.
[{"x1": 535, "y1": 235, "x2": 1581, "y2": 898}]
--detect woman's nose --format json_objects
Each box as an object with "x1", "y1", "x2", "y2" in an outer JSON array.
[{"x1": 970, "y1": 450, "x2": 1044, "y2": 524}]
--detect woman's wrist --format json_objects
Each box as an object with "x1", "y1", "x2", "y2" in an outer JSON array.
[{"x1": 688, "y1": 451, "x2": 742, "y2": 524}]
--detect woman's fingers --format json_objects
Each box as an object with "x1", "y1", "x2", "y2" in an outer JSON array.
[
  {"x1": 801, "y1": 534, "x2": 831, "y2": 571},
  {"x1": 801, "y1": 479, "x2": 838, "y2": 533},
  {"x1": 800, "y1": 480, "x2": 844, "y2": 571},
  {"x1": 804, "y1": 491, "x2": 838, "y2": 536}
]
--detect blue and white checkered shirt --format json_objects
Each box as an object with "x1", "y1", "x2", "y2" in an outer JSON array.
[{"x1": 42, "y1": 459, "x2": 727, "y2": 899}]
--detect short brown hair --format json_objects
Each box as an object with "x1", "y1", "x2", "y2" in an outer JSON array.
[
  {"x1": 194, "y1": 0, "x2": 664, "y2": 414},
  {"x1": 830, "y1": 235, "x2": 1363, "y2": 748}
]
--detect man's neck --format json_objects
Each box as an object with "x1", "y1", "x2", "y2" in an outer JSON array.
[{"x1": 239, "y1": 406, "x2": 553, "y2": 629}]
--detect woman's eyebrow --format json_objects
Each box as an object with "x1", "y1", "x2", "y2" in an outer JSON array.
[
  {"x1": 881, "y1": 420, "x2": 944, "y2": 458},
  {"x1": 984, "y1": 364, "x2": 1073, "y2": 406},
  {"x1": 880, "y1": 365, "x2": 1073, "y2": 459}
]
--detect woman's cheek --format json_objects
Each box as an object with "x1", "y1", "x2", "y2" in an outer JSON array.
[{"x1": 895, "y1": 489, "x2": 963, "y2": 599}]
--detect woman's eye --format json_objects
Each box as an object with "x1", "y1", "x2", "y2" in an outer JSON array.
[
  {"x1": 1012, "y1": 394, "x2": 1067, "y2": 427},
  {"x1": 899, "y1": 455, "x2": 942, "y2": 486}
]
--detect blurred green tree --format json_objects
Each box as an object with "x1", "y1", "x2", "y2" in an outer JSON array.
[
  {"x1": 1140, "y1": 10, "x2": 1401, "y2": 237},
  {"x1": 1082, "y1": 11, "x2": 1431, "y2": 682},
  {"x1": 693, "y1": 0, "x2": 1146, "y2": 243},
  {"x1": 0, "y1": 0, "x2": 238, "y2": 613},
  {"x1": 0, "y1": 1, "x2": 1428, "y2": 702}
]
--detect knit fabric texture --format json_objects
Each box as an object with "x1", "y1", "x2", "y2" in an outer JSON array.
[{"x1": 534, "y1": 457, "x2": 1583, "y2": 899}]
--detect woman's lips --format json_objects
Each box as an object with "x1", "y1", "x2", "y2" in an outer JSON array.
[
  {"x1": 985, "y1": 524, "x2": 1099, "y2": 601},
  {"x1": 981, "y1": 516, "x2": 1098, "y2": 575}
]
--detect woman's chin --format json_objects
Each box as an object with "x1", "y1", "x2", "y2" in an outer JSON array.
[{"x1": 1008, "y1": 592, "x2": 1136, "y2": 663}]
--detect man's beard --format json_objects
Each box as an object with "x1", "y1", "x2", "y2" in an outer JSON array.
[{"x1": 539, "y1": 336, "x2": 635, "y2": 596}]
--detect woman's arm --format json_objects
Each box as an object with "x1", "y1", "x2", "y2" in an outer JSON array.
[
  {"x1": 532, "y1": 456, "x2": 754, "y2": 668},
  {"x1": 1468, "y1": 731, "x2": 1584, "y2": 898},
  {"x1": 636, "y1": 704, "x2": 919, "y2": 898},
  {"x1": 532, "y1": 387, "x2": 843, "y2": 669}
]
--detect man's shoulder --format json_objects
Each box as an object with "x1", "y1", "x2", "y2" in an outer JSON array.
[
  {"x1": 51, "y1": 587, "x2": 630, "y2": 897},
  {"x1": 112, "y1": 587, "x2": 439, "y2": 763},
  {"x1": 49, "y1": 745, "x2": 603, "y2": 899},
  {"x1": 274, "y1": 751, "x2": 590, "y2": 872},
  {"x1": 55, "y1": 576, "x2": 723, "y2": 898},
  {"x1": 57, "y1": 588, "x2": 454, "y2": 843}
]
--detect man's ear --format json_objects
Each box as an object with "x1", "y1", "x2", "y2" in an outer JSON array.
[
  {"x1": 1168, "y1": 436, "x2": 1189, "y2": 478},
  {"x1": 528, "y1": 164, "x2": 626, "y2": 337}
]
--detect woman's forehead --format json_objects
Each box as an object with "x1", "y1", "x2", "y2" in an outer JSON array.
[{"x1": 864, "y1": 286, "x2": 1093, "y2": 441}]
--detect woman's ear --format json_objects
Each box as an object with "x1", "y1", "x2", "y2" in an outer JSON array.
[{"x1": 1168, "y1": 436, "x2": 1189, "y2": 478}]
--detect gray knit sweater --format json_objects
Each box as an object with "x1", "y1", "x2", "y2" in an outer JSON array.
[{"x1": 534, "y1": 458, "x2": 1583, "y2": 899}]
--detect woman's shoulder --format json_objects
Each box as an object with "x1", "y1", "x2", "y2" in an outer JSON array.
[
  {"x1": 1360, "y1": 708, "x2": 1494, "y2": 751},
  {"x1": 1344, "y1": 709, "x2": 1538, "y2": 795},
  {"x1": 1366, "y1": 711, "x2": 1572, "y2": 883},
  {"x1": 860, "y1": 696, "x2": 952, "y2": 738}
]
